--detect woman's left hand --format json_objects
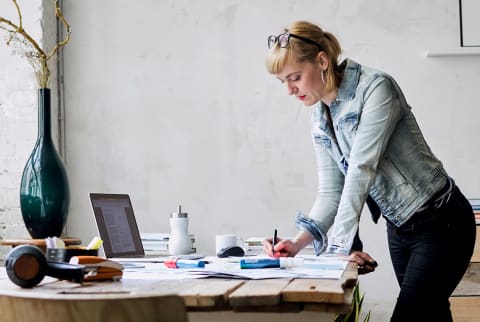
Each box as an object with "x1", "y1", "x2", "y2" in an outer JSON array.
[{"x1": 348, "y1": 251, "x2": 378, "y2": 275}]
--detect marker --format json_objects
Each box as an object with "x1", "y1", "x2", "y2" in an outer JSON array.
[
  {"x1": 164, "y1": 258, "x2": 206, "y2": 269},
  {"x1": 240, "y1": 258, "x2": 303, "y2": 269},
  {"x1": 240, "y1": 258, "x2": 348, "y2": 270},
  {"x1": 86, "y1": 236, "x2": 103, "y2": 250}
]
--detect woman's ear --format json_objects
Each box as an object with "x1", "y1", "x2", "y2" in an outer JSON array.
[{"x1": 316, "y1": 51, "x2": 329, "y2": 70}]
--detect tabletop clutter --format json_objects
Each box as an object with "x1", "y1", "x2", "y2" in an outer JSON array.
[
  {"x1": 46, "y1": 236, "x2": 123, "y2": 282},
  {"x1": 4, "y1": 228, "x2": 349, "y2": 289},
  {"x1": 3, "y1": 236, "x2": 122, "y2": 288},
  {"x1": 4, "y1": 203, "x2": 348, "y2": 289},
  {"x1": 141, "y1": 205, "x2": 197, "y2": 256}
]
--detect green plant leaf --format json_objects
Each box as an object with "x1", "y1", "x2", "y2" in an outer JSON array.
[{"x1": 333, "y1": 283, "x2": 371, "y2": 322}]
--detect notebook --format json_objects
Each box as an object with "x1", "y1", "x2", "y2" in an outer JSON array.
[{"x1": 89, "y1": 193, "x2": 165, "y2": 262}]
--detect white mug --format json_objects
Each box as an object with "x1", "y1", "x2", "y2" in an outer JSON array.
[{"x1": 215, "y1": 234, "x2": 242, "y2": 254}]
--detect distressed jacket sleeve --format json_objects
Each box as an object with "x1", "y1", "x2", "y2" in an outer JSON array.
[
  {"x1": 304, "y1": 109, "x2": 345, "y2": 254},
  {"x1": 328, "y1": 76, "x2": 403, "y2": 255}
]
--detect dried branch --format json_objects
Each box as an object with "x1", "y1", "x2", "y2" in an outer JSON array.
[
  {"x1": 0, "y1": 0, "x2": 71, "y2": 88},
  {"x1": 47, "y1": 1, "x2": 71, "y2": 60},
  {"x1": 5, "y1": 0, "x2": 22, "y2": 44}
]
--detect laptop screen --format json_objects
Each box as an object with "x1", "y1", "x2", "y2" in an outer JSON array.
[{"x1": 90, "y1": 193, "x2": 145, "y2": 258}]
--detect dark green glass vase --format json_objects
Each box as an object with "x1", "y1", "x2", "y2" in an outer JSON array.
[{"x1": 20, "y1": 88, "x2": 70, "y2": 238}]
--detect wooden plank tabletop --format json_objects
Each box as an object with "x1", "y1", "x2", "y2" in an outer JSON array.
[
  {"x1": 452, "y1": 262, "x2": 480, "y2": 296},
  {"x1": 0, "y1": 261, "x2": 358, "y2": 312},
  {"x1": 229, "y1": 278, "x2": 293, "y2": 308},
  {"x1": 282, "y1": 261, "x2": 358, "y2": 304}
]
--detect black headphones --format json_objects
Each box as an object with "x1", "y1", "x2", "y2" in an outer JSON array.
[{"x1": 5, "y1": 245, "x2": 85, "y2": 288}]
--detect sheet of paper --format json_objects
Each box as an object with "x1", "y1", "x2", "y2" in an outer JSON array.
[{"x1": 122, "y1": 255, "x2": 348, "y2": 280}]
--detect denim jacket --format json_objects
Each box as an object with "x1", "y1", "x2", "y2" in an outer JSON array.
[{"x1": 296, "y1": 59, "x2": 448, "y2": 255}]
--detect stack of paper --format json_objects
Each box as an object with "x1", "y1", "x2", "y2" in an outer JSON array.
[
  {"x1": 141, "y1": 233, "x2": 196, "y2": 255},
  {"x1": 469, "y1": 199, "x2": 480, "y2": 224},
  {"x1": 243, "y1": 237, "x2": 263, "y2": 255}
]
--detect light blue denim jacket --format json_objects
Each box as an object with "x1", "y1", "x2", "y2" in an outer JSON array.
[{"x1": 296, "y1": 59, "x2": 448, "y2": 255}]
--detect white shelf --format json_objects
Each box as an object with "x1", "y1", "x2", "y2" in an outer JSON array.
[{"x1": 425, "y1": 47, "x2": 480, "y2": 57}]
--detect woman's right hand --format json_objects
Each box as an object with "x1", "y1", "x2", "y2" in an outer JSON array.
[
  {"x1": 262, "y1": 237, "x2": 301, "y2": 257},
  {"x1": 263, "y1": 231, "x2": 314, "y2": 257}
]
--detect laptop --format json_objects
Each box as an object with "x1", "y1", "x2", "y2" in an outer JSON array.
[{"x1": 89, "y1": 193, "x2": 167, "y2": 262}]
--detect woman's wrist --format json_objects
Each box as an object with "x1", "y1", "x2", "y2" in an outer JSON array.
[{"x1": 292, "y1": 231, "x2": 314, "y2": 252}]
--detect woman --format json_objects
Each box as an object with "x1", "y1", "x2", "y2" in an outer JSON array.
[{"x1": 262, "y1": 20, "x2": 476, "y2": 321}]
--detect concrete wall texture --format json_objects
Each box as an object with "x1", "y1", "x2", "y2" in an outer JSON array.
[
  {"x1": 0, "y1": 0, "x2": 60, "y2": 259},
  {"x1": 0, "y1": 1, "x2": 45, "y2": 258},
  {"x1": 1, "y1": 1, "x2": 479, "y2": 320}
]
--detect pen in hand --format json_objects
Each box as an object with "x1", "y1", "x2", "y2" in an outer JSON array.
[{"x1": 272, "y1": 229, "x2": 277, "y2": 254}]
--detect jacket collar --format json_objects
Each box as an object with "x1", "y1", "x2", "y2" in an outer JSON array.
[{"x1": 336, "y1": 58, "x2": 361, "y2": 101}]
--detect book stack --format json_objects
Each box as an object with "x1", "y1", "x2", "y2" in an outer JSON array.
[
  {"x1": 140, "y1": 233, "x2": 196, "y2": 256},
  {"x1": 243, "y1": 237, "x2": 315, "y2": 255},
  {"x1": 469, "y1": 199, "x2": 480, "y2": 224},
  {"x1": 243, "y1": 237, "x2": 264, "y2": 255}
]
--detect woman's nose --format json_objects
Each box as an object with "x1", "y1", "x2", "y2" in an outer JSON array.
[{"x1": 286, "y1": 82, "x2": 296, "y2": 95}]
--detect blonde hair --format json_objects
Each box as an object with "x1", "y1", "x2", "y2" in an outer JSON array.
[{"x1": 266, "y1": 21, "x2": 343, "y2": 92}]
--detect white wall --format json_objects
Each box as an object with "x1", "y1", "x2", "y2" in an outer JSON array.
[{"x1": 64, "y1": 0, "x2": 480, "y2": 242}]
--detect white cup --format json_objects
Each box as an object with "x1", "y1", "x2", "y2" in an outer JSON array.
[{"x1": 215, "y1": 234, "x2": 242, "y2": 254}]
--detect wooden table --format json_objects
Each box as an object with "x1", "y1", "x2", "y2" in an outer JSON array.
[
  {"x1": 450, "y1": 224, "x2": 480, "y2": 321},
  {"x1": 0, "y1": 262, "x2": 358, "y2": 322}
]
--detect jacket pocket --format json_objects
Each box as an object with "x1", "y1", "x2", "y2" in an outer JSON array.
[
  {"x1": 338, "y1": 112, "x2": 359, "y2": 133},
  {"x1": 313, "y1": 134, "x2": 332, "y2": 149},
  {"x1": 377, "y1": 156, "x2": 408, "y2": 187}
]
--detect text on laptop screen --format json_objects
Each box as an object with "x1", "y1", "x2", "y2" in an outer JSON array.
[{"x1": 90, "y1": 194, "x2": 144, "y2": 257}]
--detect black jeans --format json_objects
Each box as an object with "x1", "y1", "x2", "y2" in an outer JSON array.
[{"x1": 387, "y1": 185, "x2": 476, "y2": 322}]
